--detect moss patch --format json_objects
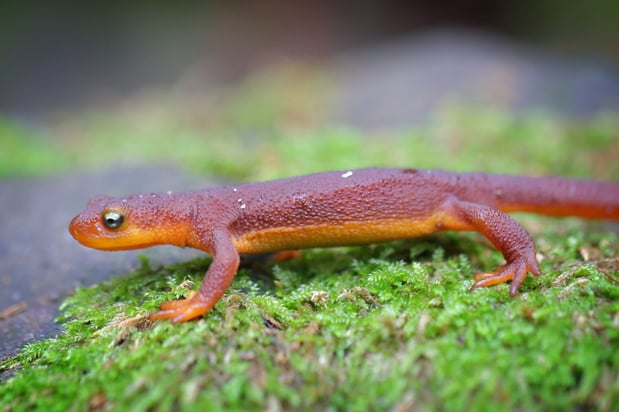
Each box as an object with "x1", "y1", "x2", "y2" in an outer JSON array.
[{"x1": 2, "y1": 229, "x2": 618, "y2": 410}]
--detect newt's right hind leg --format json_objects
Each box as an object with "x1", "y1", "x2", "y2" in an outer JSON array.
[{"x1": 437, "y1": 197, "x2": 542, "y2": 295}]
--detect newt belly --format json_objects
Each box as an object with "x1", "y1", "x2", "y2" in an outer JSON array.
[
  {"x1": 69, "y1": 168, "x2": 619, "y2": 323},
  {"x1": 232, "y1": 214, "x2": 448, "y2": 253}
]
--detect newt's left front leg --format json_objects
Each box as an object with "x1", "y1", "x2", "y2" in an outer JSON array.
[
  {"x1": 149, "y1": 230, "x2": 240, "y2": 323},
  {"x1": 439, "y1": 197, "x2": 542, "y2": 295}
]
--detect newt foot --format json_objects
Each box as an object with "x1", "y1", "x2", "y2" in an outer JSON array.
[
  {"x1": 470, "y1": 253, "x2": 541, "y2": 296},
  {"x1": 149, "y1": 291, "x2": 214, "y2": 323}
]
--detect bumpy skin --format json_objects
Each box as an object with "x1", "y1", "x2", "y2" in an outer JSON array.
[{"x1": 69, "y1": 168, "x2": 619, "y2": 323}]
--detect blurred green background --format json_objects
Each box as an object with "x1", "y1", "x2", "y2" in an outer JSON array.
[{"x1": 1, "y1": 1, "x2": 618, "y2": 179}]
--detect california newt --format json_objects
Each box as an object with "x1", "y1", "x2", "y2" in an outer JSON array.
[{"x1": 69, "y1": 168, "x2": 619, "y2": 323}]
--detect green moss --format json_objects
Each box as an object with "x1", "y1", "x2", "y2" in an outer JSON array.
[{"x1": 2, "y1": 230, "x2": 618, "y2": 410}]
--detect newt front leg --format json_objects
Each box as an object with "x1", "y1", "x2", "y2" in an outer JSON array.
[
  {"x1": 440, "y1": 197, "x2": 542, "y2": 295},
  {"x1": 149, "y1": 230, "x2": 240, "y2": 323}
]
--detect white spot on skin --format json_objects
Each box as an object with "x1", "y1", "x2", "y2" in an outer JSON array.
[
  {"x1": 238, "y1": 198, "x2": 246, "y2": 209},
  {"x1": 341, "y1": 171, "x2": 353, "y2": 178},
  {"x1": 232, "y1": 188, "x2": 238, "y2": 192},
  {"x1": 167, "y1": 190, "x2": 173, "y2": 195}
]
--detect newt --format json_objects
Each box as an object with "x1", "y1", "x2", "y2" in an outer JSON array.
[{"x1": 69, "y1": 168, "x2": 619, "y2": 323}]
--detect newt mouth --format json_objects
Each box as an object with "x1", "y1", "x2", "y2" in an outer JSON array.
[{"x1": 68, "y1": 213, "x2": 177, "y2": 251}]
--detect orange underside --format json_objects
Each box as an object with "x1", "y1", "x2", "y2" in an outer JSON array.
[
  {"x1": 232, "y1": 214, "x2": 447, "y2": 254},
  {"x1": 73, "y1": 224, "x2": 188, "y2": 251}
]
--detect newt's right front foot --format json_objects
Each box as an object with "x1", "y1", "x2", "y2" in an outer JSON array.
[{"x1": 149, "y1": 292, "x2": 215, "y2": 323}]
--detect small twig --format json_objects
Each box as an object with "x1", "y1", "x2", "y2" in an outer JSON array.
[{"x1": 0, "y1": 301, "x2": 29, "y2": 320}]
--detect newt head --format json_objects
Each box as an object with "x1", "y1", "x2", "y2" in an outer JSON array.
[{"x1": 69, "y1": 192, "x2": 191, "y2": 251}]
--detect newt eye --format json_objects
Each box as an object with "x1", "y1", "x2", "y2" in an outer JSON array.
[{"x1": 102, "y1": 211, "x2": 124, "y2": 229}]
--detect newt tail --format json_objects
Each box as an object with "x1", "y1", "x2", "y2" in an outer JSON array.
[{"x1": 69, "y1": 168, "x2": 619, "y2": 323}]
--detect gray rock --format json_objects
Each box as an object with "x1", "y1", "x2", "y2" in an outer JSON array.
[{"x1": 332, "y1": 30, "x2": 619, "y2": 129}]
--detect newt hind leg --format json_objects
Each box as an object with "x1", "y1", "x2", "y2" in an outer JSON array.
[
  {"x1": 439, "y1": 197, "x2": 542, "y2": 295},
  {"x1": 470, "y1": 252, "x2": 541, "y2": 296}
]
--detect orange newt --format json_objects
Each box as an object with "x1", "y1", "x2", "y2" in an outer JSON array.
[{"x1": 69, "y1": 168, "x2": 619, "y2": 323}]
